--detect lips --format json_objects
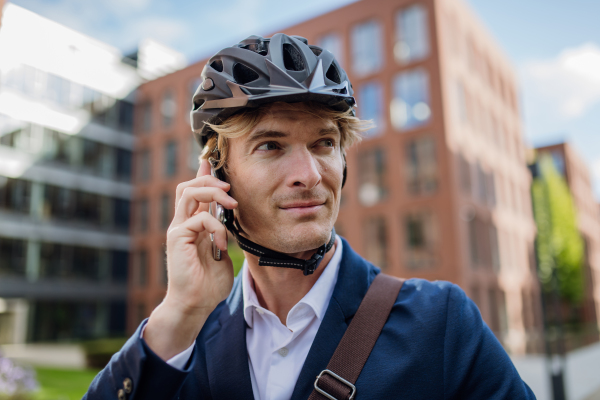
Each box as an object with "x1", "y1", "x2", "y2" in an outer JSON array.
[{"x1": 279, "y1": 200, "x2": 325, "y2": 209}]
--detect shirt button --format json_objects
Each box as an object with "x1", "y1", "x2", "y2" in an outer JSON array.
[
  {"x1": 123, "y1": 377, "x2": 133, "y2": 393},
  {"x1": 256, "y1": 308, "x2": 264, "y2": 315},
  {"x1": 278, "y1": 347, "x2": 289, "y2": 357},
  {"x1": 117, "y1": 388, "x2": 126, "y2": 400}
]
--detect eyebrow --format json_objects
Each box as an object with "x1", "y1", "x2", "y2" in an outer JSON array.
[{"x1": 246, "y1": 127, "x2": 340, "y2": 144}]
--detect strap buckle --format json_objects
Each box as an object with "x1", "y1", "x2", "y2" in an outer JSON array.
[{"x1": 314, "y1": 369, "x2": 356, "y2": 400}]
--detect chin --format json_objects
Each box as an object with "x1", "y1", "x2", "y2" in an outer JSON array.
[{"x1": 261, "y1": 221, "x2": 333, "y2": 254}]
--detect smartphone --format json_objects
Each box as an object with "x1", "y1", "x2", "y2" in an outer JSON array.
[{"x1": 208, "y1": 157, "x2": 226, "y2": 261}]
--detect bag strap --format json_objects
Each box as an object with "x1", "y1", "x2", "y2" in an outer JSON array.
[{"x1": 309, "y1": 273, "x2": 405, "y2": 400}]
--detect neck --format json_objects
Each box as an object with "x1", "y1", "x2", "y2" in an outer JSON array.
[{"x1": 244, "y1": 240, "x2": 337, "y2": 325}]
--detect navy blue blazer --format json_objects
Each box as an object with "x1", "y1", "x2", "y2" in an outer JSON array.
[{"x1": 85, "y1": 238, "x2": 535, "y2": 399}]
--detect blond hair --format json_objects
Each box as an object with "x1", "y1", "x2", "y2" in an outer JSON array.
[{"x1": 200, "y1": 102, "x2": 372, "y2": 172}]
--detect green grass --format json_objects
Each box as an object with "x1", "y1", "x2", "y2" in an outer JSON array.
[{"x1": 32, "y1": 367, "x2": 100, "y2": 400}]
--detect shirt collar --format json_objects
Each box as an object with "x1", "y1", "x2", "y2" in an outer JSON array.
[{"x1": 242, "y1": 236, "x2": 343, "y2": 328}]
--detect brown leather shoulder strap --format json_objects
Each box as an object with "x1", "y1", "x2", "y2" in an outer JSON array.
[{"x1": 309, "y1": 273, "x2": 405, "y2": 400}]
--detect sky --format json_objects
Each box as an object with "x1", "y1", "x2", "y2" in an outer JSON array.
[{"x1": 8, "y1": 0, "x2": 600, "y2": 200}]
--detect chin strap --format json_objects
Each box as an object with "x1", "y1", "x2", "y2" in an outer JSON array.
[{"x1": 225, "y1": 215, "x2": 336, "y2": 276}]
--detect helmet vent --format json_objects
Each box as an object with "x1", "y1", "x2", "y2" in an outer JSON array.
[
  {"x1": 283, "y1": 43, "x2": 305, "y2": 71},
  {"x1": 326, "y1": 64, "x2": 341, "y2": 84},
  {"x1": 210, "y1": 59, "x2": 224, "y2": 72},
  {"x1": 193, "y1": 99, "x2": 205, "y2": 110},
  {"x1": 233, "y1": 62, "x2": 259, "y2": 84},
  {"x1": 309, "y1": 46, "x2": 322, "y2": 57},
  {"x1": 241, "y1": 41, "x2": 269, "y2": 56},
  {"x1": 333, "y1": 87, "x2": 347, "y2": 94}
]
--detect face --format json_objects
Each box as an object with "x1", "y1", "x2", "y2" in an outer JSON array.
[{"x1": 226, "y1": 103, "x2": 344, "y2": 255}]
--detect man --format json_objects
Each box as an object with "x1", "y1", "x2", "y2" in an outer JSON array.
[{"x1": 84, "y1": 34, "x2": 535, "y2": 399}]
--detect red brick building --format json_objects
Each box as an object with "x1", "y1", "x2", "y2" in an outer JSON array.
[{"x1": 129, "y1": 0, "x2": 540, "y2": 354}]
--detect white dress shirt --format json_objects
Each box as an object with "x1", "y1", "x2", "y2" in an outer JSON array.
[{"x1": 162, "y1": 236, "x2": 343, "y2": 400}]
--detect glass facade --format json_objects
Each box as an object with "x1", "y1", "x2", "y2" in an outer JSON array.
[
  {"x1": 0, "y1": 237, "x2": 26, "y2": 277},
  {"x1": 405, "y1": 136, "x2": 437, "y2": 195},
  {"x1": 363, "y1": 216, "x2": 387, "y2": 269},
  {"x1": 351, "y1": 20, "x2": 383, "y2": 76},
  {"x1": 357, "y1": 82, "x2": 384, "y2": 138},
  {"x1": 395, "y1": 4, "x2": 429, "y2": 64},
  {"x1": 357, "y1": 147, "x2": 387, "y2": 206},
  {"x1": 391, "y1": 68, "x2": 431, "y2": 130},
  {"x1": 404, "y1": 211, "x2": 437, "y2": 269},
  {"x1": 161, "y1": 91, "x2": 176, "y2": 128},
  {"x1": 1, "y1": 64, "x2": 133, "y2": 133},
  {"x1": 0, "y1": 178, "x2": 31, "y2": 213},
  {"x1": 164, "y1": 141, "x2": 177, "y2": 177},
  {"x1": 0, "y1": 118, "x2": 133, "y2": 182}
]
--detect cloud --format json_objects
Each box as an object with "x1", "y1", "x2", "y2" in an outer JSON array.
[{"x1": 522, "y1": 43, "x2": 600, "y2": 119}]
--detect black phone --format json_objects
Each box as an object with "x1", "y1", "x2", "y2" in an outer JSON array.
[{"x1": 208, "y1": 157, "x2": 226, "y2": 261}]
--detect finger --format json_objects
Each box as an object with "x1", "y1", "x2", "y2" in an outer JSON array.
[
  {"x1": 173, "y1": 187, "x2": 237, "y2": 224},
  {"x1": 175, "y1": 174, "x2": 230, "y2": 208},
  {"x1": 176, "y1": 211, "x2": 229, "y2": 251},
  {"x1": 197, "y1": 158, "x2": 211, "y2": 178}
]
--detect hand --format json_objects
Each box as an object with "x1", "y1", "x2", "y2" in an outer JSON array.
[{"x1": 144, "y1": 159, "x2": 238, "y2": 360}]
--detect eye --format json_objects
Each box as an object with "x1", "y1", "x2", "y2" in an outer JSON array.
[
  {"x1": 318, "y1": 139, "x2": 335, "y2": 148},
  {"x1": 256, "y1": 142, "x2": 279, "y2": 151}
]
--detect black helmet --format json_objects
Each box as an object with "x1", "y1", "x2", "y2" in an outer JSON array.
[
  {"x1": 191, "y1": 33, "x2": 356, "y2": 148},
  {"x1": 191, "y1": 33, "x2": 354, "y2": 276}
]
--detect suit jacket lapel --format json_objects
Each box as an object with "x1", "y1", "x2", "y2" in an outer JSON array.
[
  {"x1": 205, "y1": 277, "x2": 255, "y2": 400},
  {"x1": 290, "y1": 237, "x2": 378, "y2": 400}
]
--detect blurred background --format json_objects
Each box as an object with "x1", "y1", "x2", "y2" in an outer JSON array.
[{"x1": 0, "y1": 0, "x2": 599, "y2": 399}]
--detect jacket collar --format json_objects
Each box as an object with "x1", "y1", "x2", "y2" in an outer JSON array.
[
  {"x1": 290, "y1": 237, "x2": 378, "y2": 400},
  {"x1": 205, "y1": 237, "x2": 378, "y2": 400},
  {"x1": 205, "y1": 276, "x2": 255, "y2": 400}
]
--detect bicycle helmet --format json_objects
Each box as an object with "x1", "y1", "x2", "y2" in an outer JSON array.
[{"x1": 190, "y1": 33, "x2": 356, "y2": 275}]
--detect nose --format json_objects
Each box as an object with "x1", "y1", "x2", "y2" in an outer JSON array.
[{"x1": 284, "y1": 147, "x2": 322, "y2": 190}]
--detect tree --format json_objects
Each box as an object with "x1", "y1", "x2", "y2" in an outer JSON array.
[{"x1": 531, "y1": 154, "x2": 585, "y2": 304}]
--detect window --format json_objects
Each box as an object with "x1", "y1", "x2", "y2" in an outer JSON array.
[
  {"x1": 395, "y1": 4, "x2": 429, "y2": 64},
  {"x1": 404, "y1": 211, "x2": 437, "y2": 269},
  {"x1": 39, "y1": 243, "x2": 100, "y2": 281},
  {"x1": 357, "y1": 82, "x2": 384, "y2": 137},
  {"x1": 161, "y1": 193, "x2": 171, "y2": 229},
  {"x1": 118, "y1": 100, "x2": 134, "y2": 133},
  {"x1": 137, "y1": 250, "x2": 147, "y2": 287},
  {"x1": 468, "y1": 214, "x2": 499, "y2": 270},
  {"x1": 116, "y1": 149, "x2": 132, "y2": 181},
  {"x1": 161, "y1": 91, "x2": 176, "y2": 128},
  {"x1": 363, "y1": 217, "x2": 387, "y2": 269},
  {"x1": 457, "y1": 153, "x2": 472, "y2": 195},
  {"x1": 141, "y1": 102, "x2": 152, "y2": 132},
  {"x1": 351, "y1": 20, "x2": 383, "y2": 76},
  {"x1": 0, "y1": 237, "x2": 26, "y2": 277},
  {"x1": 113, "y1": 198, "x2": 130, "y2": 231},
  {"x1": 110, "y1": 250, "x2": 129, "y2": 283},
  {"x1": 318, "y1": 33, "x2": 344, "y2": 66},
  {"x1": 0, "y1": 178, "x2": 31, "y2": 213},
  {"x1": 139, "y1": 149, "x2": 151, "y2": 182},
  {"x1": 406, "y1": 137, "x2": 437, "y2": 195},
  {"x1": 138, "y1": 198, "x2": 148, "y2": 232},
  {"x1": 454, "y1": 80, "x2": 468, "y2": 124},
  {"x1": 164, "y1": 141, "x2": 177, "y2": 177},
  {"x1": 357, "y1": 148, "x2": 387, "y2": 206},
  {"x1": 391, "y1": 68, "x2": 431, "y2": 130}
]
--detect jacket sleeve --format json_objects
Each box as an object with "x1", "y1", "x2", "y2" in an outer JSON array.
[
  {"x1": 83, "y1": 319, "x2": 196, "y2": 400},
  {"x1": 442, "y1": 284, "x2": 536, "y2": 399}
]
